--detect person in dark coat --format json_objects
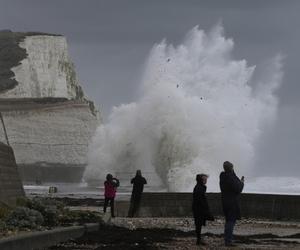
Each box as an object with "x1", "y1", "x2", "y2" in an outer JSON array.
[
  {"x1": 103, "y1": 173, "x2": 120, "y2": 218},
  {"x1": 219, "y1": 161, "x2": 244, "y2": 246},
  {"x1": 192, "y1": 174, "x2": 214, "y2": 245},
  {"x1": 128, "y1": 170, "x2": 147, "y2": 217}
]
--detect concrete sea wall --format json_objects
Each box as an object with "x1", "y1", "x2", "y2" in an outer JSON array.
[
  {"x1": 116, "y1": 192, "x2": 300, "y2": 220},
  {"x1": 0, "y1": 143, "x2": 24, "y2": 206},
  {"x1": 0, "y1": 223, "x2": 100, "y2": 250}
]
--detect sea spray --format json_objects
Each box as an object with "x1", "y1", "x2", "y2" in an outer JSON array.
[{"x1": 84, "y1": 25, "x2": 283, "y2": 191}]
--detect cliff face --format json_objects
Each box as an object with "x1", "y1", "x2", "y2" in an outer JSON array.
[
  {"x1": 1, "y1": 101, "x2": 97, "y2": 165},
  {"x1": 0, "y1": 31, "x2": 100, "y2": 183},
  {"x1": 1, "y1": 33, "x2": 85, "y2": 100}
]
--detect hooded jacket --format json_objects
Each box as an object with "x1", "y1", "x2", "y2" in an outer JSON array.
[{"x1": 192, "y1": 182, "x2": 214, "y2": 225}]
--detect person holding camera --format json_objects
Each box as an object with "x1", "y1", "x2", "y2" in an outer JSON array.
[
  {"x1": 219, "y1": 161, "x2": 244, "y2": 247},
  {"x1": 103, "y1": 173, "x2": 120, "y2": 218}
]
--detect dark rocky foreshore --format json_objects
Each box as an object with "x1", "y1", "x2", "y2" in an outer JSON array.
[
  {"x1": 48, "y1": 217, "x2": 300, "y2": 249},
  {"x1": 1, "y1": 196, "x2": 300, "y2": 249}
]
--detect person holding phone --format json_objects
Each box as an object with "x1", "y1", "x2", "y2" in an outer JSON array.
[{"x1": 219, "y1": 161, "x2": 244, "y2": 247}]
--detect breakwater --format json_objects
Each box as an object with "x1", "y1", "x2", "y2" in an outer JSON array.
[{"x1": 116, "y1": 192, "x2": 300, "y2": 220}]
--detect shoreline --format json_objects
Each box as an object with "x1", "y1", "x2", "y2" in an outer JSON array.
[{"x1": 48, "y1": 217, "x2": 300, "y2": 250}]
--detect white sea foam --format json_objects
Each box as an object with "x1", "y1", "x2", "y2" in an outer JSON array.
[{"x1": 84, "y1": 25, "x2": 283, "y2": 191}]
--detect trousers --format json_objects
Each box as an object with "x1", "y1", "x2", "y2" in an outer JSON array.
[
  {"x1": 224, "y1": 220, "x2": 236, "y2": 244},
  {"x1": 103, "y1": 197, "x2": 115, "y2": 217}
]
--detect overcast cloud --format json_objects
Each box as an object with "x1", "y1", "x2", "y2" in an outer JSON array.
[{"x1": 0, "y1": 0, "x2": 299, "y2": 176}]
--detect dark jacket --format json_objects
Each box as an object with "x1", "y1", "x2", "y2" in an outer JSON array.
[
  {"x1": 131, "y1": 176, "x2": 147, "y2": 198},
  {"x1": 192, "y1": 183, "x2": 214, "y2": 225},
  {"x1": 219, "y1": 171, "x2": 244, "y2": 221}
]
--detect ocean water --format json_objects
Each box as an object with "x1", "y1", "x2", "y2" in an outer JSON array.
[
  {"x1": 242, "y1": 176, "x2": 300, "y2": 195},
  {"x1": 24, "y1": 176, "x2": 300, "y2": 198}
]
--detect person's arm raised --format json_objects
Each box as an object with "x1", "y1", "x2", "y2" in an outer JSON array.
[{"x1": 113, "y1": 178, "x2": 120, "y2": 187}]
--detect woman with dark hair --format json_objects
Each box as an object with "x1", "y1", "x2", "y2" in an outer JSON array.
[
  {"x1": 192, "y1": 174, "x2": 214, "y2": 245},
  {"x1": 103, "y1": 173, "x2": 120, "y2": 218}
]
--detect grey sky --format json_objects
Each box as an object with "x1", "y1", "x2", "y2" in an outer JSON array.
[{"x1": 0, "y1": 0, "x2": 299, "y2": 176}]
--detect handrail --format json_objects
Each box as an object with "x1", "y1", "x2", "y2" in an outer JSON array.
[{"x1": 0, "y1": 112, "x2": 9, "y2": 146}]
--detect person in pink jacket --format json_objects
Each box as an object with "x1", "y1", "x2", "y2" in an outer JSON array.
[{"x1": 103, "y1": 173, "x2": 120, "y2": 217}]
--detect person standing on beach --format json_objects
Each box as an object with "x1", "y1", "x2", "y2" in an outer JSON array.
[
  {"x1": 128, "y1": 170, "x2": 147, "y2": 217},
  {"x1": 192, "y1": 174, "x2": 214, "y2": 245},
  {"x1": 103, "y1": 173, "x2": 120, "y2": 218},
  {"x1": 219, "y1": 161, "x2": 244, "y2": 247}
]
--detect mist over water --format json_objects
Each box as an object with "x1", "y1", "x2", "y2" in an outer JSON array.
[{"x1": 84, "y1": 25, "x2": 283, "y2": 191}]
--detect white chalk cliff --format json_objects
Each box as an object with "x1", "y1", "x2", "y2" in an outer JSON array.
[
  {"x1": 2, "y1": 35, "x2": 82, "y2": 99},
  {"x1": 0, "y1": 31, "x2": 100, "y2": 182}
]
